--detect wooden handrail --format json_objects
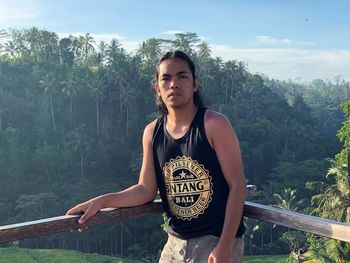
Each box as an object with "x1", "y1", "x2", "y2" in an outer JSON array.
[
  {"x1": 1, "y1": 185, "x2": 350, "y2": 244},
  {"x1": 0, "y1": 201, "x2": 164, "y2": 243},
  {"x1": 244, "y1": 202, "x2": 350, "y2": 243}
]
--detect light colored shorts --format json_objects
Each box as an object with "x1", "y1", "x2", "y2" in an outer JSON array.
[{"x1": 159, "y1": 233, "x2": 244, "y2": 263}]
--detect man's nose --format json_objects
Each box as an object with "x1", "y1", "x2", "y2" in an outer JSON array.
[{"x1": 170, "y1": 78, "x2": 179, "y2": 89}]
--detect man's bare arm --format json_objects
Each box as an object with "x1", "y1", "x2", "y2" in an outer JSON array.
[
  {"x1": 205, "y1": 110, "x2": 247, "y2": 262},
  {"x1": 66, "y1": 121, "x2": 158, "y2": 224}
]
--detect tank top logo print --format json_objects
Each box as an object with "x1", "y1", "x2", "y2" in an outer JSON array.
[{"x1": 163, "y1": 156, "x2": 213, "y2": 220}]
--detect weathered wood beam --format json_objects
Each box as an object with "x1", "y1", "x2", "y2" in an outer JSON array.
[
  {"x1": 244, "y1": 201, "x2": 350, "y2": 243},
  {"x1": 0, "y1": 201, "x2": 164, "y2": 243},
  {"x1": 0, "y1": 185, "x2": 257, "y2": 244},
  {"x1": 2, "y1": 185, "x2": 349, "y2": 244}
]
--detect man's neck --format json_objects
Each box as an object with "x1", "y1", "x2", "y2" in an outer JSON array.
[{"x1": 167, "y1": 104, "x2": 198, "y2": 126}]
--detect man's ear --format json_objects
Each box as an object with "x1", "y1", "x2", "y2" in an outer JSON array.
[
  {"x1": 194, "y1": 79, "x2": 200, "y2": 92},
  {"x1": 154, "y1": 82, "x2": 161, "y2": 96}
]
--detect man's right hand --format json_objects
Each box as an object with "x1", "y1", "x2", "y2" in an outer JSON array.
[{"x1": 66, "y1": 197, "x2": 103, "y2": 224}]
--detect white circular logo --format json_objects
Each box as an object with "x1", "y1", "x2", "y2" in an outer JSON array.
[{"x1": 163, "y1": 156, "x2": 213, "y2": 220}]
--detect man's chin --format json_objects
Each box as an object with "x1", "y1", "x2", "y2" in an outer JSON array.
[{"x1": 168, "y1": 103, "x2": 184, "y2": 109}]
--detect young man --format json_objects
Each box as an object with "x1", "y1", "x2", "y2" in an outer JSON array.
[{"x1": 67, "y1": 51, "x2": 247, "y2": 263}]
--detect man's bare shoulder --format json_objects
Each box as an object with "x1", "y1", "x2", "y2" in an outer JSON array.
[
  {"x1": 205, "y1": 109, "x2": 231, "y2": 127},
  {"x1": 204, "y1": 109, "x2": 235, "y2": 147},
  {"x1": 143, "y1": 118, "x2": 159, "y2": 142}
]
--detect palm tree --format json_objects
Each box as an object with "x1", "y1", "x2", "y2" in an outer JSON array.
[
  {"x1": 222, "y1": 61, "x2": 239, "y2": 106},
  {"x1": 306, "y1": 158, "x2": 350, "y2": 262},
  {"x1": 197, "y1": 41, "x2": 211, "y2": 61},
  {"x1": 95, "y1": 41, "x2": 107, "y2": 65},
  {"x1": 0, "y1": 29, "x2": 7, "y2": 40},
  {"x1": 137, "y1": 38, "x2": 162, "y2": 61},
  {"x1": 39, "y1": 73, "x2": 57, "y2": 131},
  {"x1": 37, "y1": 30, "x2": 60, "y2": 64},
  {"x1": 69, "y1": 35, "x2": 83, "y2": 61},
  {"x1": 106, "y1": 38, "x2": 122, "y2": 66},
  {"x1": 273, "y1": 188, "x2": 304, "y2": 212},
  {"x1": 244, "y1": 218, "x2": 262, "y2": 254},
  {"x1": 106, "y1": 39, "x2": 129, "y2": 120},
  {"x1": 337, "y1": 100, "x2": 350, "y2": 167},
  {"x1": 65, "y1": 125, "x2": 89, "y2": 179},
  {"x1": 4, "y1": 41, "x2": 19, "y2": 58},
  {"x1": 24, "y1": 27, "x2": 41, "y2": 57},
  {"x1": 304, "y1": 100, "x2": 350, "y2": 262},
  {"x1": 173, "y1": 32, "x2": 199, "y2": 55},
  {"x1": 87, "y1": 65, "x2": 105, "y2": 136},
  {"x1": 307, "y1": 159, "x2": 349, "y2": 222},
  {"x1": 196, "y1": 41, "x2": 212, "y2": 87},
  {"x1": 10, "y1": 29, "x2": 28, "y2": 58},
  {"x1": 59, "y1": 37, "x2": 74, "y2": 66},
  {"x1": 80, "y1": 33, "x2": 95, "y2": 60},
  {"x1": 61, "y1": 71, "x2": 77, "y2": 118},
  {"x1": 273, "y1": 187, "x2": 306, "y2": 262}
]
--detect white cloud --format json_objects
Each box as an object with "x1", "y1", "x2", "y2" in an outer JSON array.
[
  {"x1": 210, "y1": 44, "x2": 350, "y2": 81},
  {"x1": 252, "y1": 35, "x2": 316, "y2": 47},
  {"x1": 0, "y1": 0, "x2": 42, "y2": 26},
  {"x1": 161, "y1": 30, "x2": 185, "y2": 35},
  {"x1": 120, "y1": 41, "x2": 141, "y2": 53},
  {"x1": 297, "y1": 41, "x2": 316, "y2": 46},
  {"x1": 89, "y1": 33, "x2": 127, "y2": 43},
  {"x1": 254, "y1": 35, "x2": 292, "y2": 45}
]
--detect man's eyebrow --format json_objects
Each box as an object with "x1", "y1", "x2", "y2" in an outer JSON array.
[
  {"x1": 176, "y1": 70, "x2": 190, "y2": 75},
  {"x1": 160, "y1": 73, "x2": 171, "y2": 77},
  {"x1": 160, "y1": 71, "x2": 190, "y2": 77}
]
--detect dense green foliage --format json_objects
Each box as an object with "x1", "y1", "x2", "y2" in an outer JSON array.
[
  {"x1": 243, "y1": 254, "x2": 289, "y2": 263},
  {"x1": 0, "y1": 248, "x2": 290, "y2": 263},
  {"x1": 0, "y1": 28, "x2": 349, "y2": 259},
  {"x1": 303, "y1": 102, "x2": 350, "y2": 262},
  {"x1": 0, "y1": 248, "x2": 143, "y2": 263}
]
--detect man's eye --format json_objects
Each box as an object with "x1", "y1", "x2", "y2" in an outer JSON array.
[
  {"x1": 179, "y1": 75, "x2": 187, "y2": 79},
  {"x1": 161, "y1": 77, "x2": 169, "y2": 81}
]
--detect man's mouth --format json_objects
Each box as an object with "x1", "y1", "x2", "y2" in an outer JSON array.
[{"x1": 168, "y1": 92, "x2": 181, "y2": 98}]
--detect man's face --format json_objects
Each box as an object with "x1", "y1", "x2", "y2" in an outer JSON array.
[{"x1": 155, "y1": 58, "x2": 199, "y2": 110}]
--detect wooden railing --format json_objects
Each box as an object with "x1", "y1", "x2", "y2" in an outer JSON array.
[{"x1": 1, "y1": 185, "x2": 350, "y2": 244}]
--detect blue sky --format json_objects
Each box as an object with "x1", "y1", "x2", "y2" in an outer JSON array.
[{"x1": 1, "y1": 0, "x2": 349, "y2": 81}]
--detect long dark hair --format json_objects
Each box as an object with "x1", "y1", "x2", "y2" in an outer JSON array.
[{"x1": 154, "y1": 50, "x2": 204, "y2": 115}]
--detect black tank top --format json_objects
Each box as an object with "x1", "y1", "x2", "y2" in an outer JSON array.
[{"x1": 152, "y1": 107, "x2": 245, "y2": 239}]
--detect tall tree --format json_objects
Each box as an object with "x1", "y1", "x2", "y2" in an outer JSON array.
[
  {"x1": 79, "y1": 33, "x2": 95, "y2": 60},
  {"x1": 4, "y1": 41, "x2": 19, "y2": 58},
  {"x1": 39, "y1": 73, "x2": 58, "y2": 131},
  {"x1": 273, "y1": 188, "x2": 304, "y2": 212},
  {"x1": 24, "y1": 27, "x2": 41, "y2": 58},
  {"x1": 306, "y1": 101, "x2": 350, "y2": 262},
  {"x1": 306, "y1": 158, "x2": 350, "y2": 262},
  {"x1": 173, "y1": 32, "x2": 199, "y2": 55},
  {"x1": 337, "y1": 101, "x2": 350, "y2": 166},
  {"x1": 138, "y1": 38, "x2": 162, "y2": 61},
  {"x1": 59, "y1": 37, "x2": 75, "y2": 66},
  {"x1": 87, "y1": 65, "x2": 105, "y2": 136},
  {"x1": 65, "y1": 125, "x2": 89, "y2": 179}
]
